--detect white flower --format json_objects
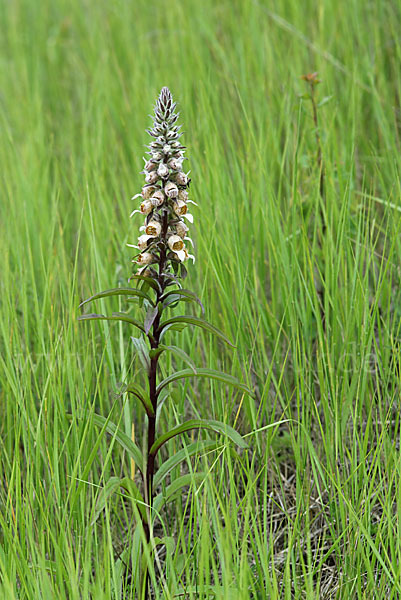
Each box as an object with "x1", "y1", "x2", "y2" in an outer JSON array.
[
  {"x1": 164, "y1": 181, "x2": 178, "y2": 198},
  {"x1": 157, "y1": 163, "x2": 169, "y2": 178},
  {"x1": 151, "y1": 190, "x2": 165, "y2": 207},
  {"x1": 173, "y1": 199, "x2": 187, "y2": 216},
  {"x1": 145, "y1": 171, "x2": 159, "y2": 184},
  {"x1": 141, "y1": 185, "x2": 156, "y2": 199},
  {"x1": 182, "y1": 212, "x2": 193, "y2": 223},
  {"x1": 140, "y1": 200, "x2": 153, "y2": 215},
  {"x1": 168, "y1": 235, "x2": 184, "y2": 252},
  {"x1": 178, "y1": 188, "x2": 188, "y2": 202},
  {"x1": 136, "y1": 252, "x2": 154, "y2": 265},
  {"x1": 174, "y1": 171, "x2": 188, "y2": 186},
  {"x1": 137, "y1": 234, "x2": 153, "y2": 250},
  {"x1": 144, "y1": 160, "x2": 157, "y2": 172},
  {"x1": 167, "y1": 158, "x2": 182, "y2": 171},
  {"x1": 175, "y1": 221, "x2": 189, "y2": 238},
  {"x1": 145, "y1": 220, "x2": 162, "y2": 236}
]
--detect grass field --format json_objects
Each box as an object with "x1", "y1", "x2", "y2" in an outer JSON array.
[{"x1": 1, "y1": 0, "x2": 401, "y2": 598}]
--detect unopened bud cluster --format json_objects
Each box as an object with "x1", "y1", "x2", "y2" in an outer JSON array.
[{"x1": 130, "y1": 87, "x2": 195, "y2": 276}]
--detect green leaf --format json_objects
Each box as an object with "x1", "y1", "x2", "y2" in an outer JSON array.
[
  {"x1": 156, "y1": 368, "x2": 252, "y2": 396},
  {"x1": 91, "y1": 414, "x2": 144, "y2": 473},
  {"x1": 153, "y1": 473, "x2": 205, "y2": 514},
  {"x1": 79, "y1": 287, "x2": 154, "y2": 308},
  {"x1": 125, "y1": 381, "x2": 154, "y2": 416},
  {"x1": 149, "y1": 418, "x2": 248, "y2": 457},
  {"x1": 149, "y1": 345, "x2": 197, "y2": 373},
  {"x1": 153, "y1": 440, "x2": 219, "y2": 488},
  {"x1": 91, "y1": 476, "x2": 145, "y2": 525},
  {"x1": 144, "y1": 305, "x2": 159, "y2": 334},
  {"x1": 158, "y1": 315, "x2": 234, "y2": 346},
  {"x1": 78, "y1": 312, "x2": 146, "y2": 334},
  {"x1": 131, "y1": 336, "x2": 150, "y2": 372},
  {"x1": 129, "y1": 274, "x2": 161, "y2": 293},
  {"x1": 161, "y1": 289, "x2": 205, "y2": 314},
  {"x1": 159, "y1": 322, "x2": 187, "y2": 338}
]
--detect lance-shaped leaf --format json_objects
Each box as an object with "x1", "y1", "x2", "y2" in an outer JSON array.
[
  {"x1": 79, "y1": 287, "x2": 154, "y2": 308},
  {"x1": 129, "y1": 274, "x2": 162, "y2": 293},
  {"x1": 158, "y1": 315, "x2": 234, "y2": 346},
  {"x1": 160, "y1": 289, "x2": 205, "y2": 314},
  {"x1": 126, "y1": 382, "x2": 154, "y2": 417},
  {"x1": 153, "y1": 440, "x2": 219, "y2": 488},
  {"x1": 131, "y1": 336, "x2": 150, "y2": 372},
  {"x1": 91, "y1": 476, "x2": 146, "y2": 525},
  {"x1": 91, "y1": 413, "x2": 144, "y2": 474},
  {"x1": 156, "y1": 368, "x2": 252, "y2": 397},
  {"x1": 78, "y1": 312, "x2": 147, "y2": 335},
  {"x1": 153, "y1": 473, "x2": 206, "y2": 514},
  {"x1": 144, "y1": 305, "x2": 159, "y2": 334},
  {"x1": 149, "y1": 418, "x2": 248, "y2": 458},
  {"x1": 149, "y1": 345, "x2": 197, "y2": 373}
]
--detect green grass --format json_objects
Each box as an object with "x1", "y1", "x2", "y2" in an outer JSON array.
[{"x1": 1, "y1": 0, "x2": 401, "y2": 597}]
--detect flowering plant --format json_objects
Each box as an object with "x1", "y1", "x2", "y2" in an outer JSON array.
[{"x1": 78, "y1": 87, "x2": 250, "y2": 597}]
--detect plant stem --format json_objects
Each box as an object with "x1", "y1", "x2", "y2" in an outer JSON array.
[{"x1": 143, "y1": 207, "x2": 169, "y2": 597}]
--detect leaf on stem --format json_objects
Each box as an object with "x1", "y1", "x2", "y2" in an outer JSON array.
[
  {"x1": 157, "y1": 368, "x2": 252, "y2": 396},
  {"x1": 149, "y1": 418, "x2": 248, "y2": 458},
  {"x1": 79, "y1": 287, "x2": 154, "y2": 308},
  {"x1": 160, "y1": 289, "x2": 205, "y2": 314},
  {"x1": 153, "y1": 440, "x2": 219, "y2": 487},
  {"x1": 131, "y1": 336, "x2": 150, "y2": 372},
  {"x1": 91, "y1": 476, "x2": 146, "y2": 525},
  {"x1": 129, "y1": 274, "x2": 162, "y2": 293},
  {"x1": 78, "y1": 312, "x2": 147, "y2": 334},
  {"x1": 144, "y1": 305, "x2": 159, "y2": 334},
  {"x1": 91, "y1": 413, "x2": 144, "y2": 473},
  {"x1": 153, "y1": 473, "x2": 206, "y2": 513},
  {"x1": 149, "y1": 345, "x2": 197, "y2": 373},
  {"x1": 158, "y1": 315, "x2": 234, "y2": 346},
  {"x1": 125, "y1": 380, "x2": 154, "y2": 416}
]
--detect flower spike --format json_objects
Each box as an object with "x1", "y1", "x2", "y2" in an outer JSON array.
[{"x1": 130, "y1": 87, "x2": 194, "y2": 279}]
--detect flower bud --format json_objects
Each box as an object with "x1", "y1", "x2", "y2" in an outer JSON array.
[
  {"x1": 168, "y1": 235, "x2": 184, "y2": 252},
  {"x1": 144, "y1": 160, "x2": 157, "y2": 172},
  {"x1": 152, "y1": 151, "x2": 163, "y2": 160},
  {"x1": 167, "y1": 158, "x2": 182, "y2": 171},
  {"x1": 164, "y1": 181, "x2": 179, "y2": 198},
  {"x1": 156, "y1": 136, "x2": 165, "y2": 145},
  {"x1": 140, "y1": 200, "x2": 153, "y2": 215},
  {"x1": 145, "y1": 220, "x2": 162, "y2": 236},
  {"x1": 151, "y1": 190, "x2": 165, "y2": 207},
  {"x1": 175, "y1": 221, "x2": 189, "y2": 238},
  {"x1": 163, "y1": 144, "x2": 171, "y2": 154},
  {"x1": 178, "y1": 188, "x2": 188, "y2": 202},
  {"x1": 173, "y1": 199, "x2": 187, "y2": 216},
  {"x1": 166, "y1": 129, "x2": 178, "y2": 140},
  {"x1": 145, "y1": 171, "x2": 159, "y2": 184},
  {"x1": 174, "y1": 171, "x2": 188, "y2": 186},
  {"x1": 157, "y1": 163, "x2": 169, "y2": 178},
  {"x1": 137, "y1": 252, "x2": 154, "y2": 265},
  {"x1": 142, "y1": 185, "x2": 156, "y2": 199}
]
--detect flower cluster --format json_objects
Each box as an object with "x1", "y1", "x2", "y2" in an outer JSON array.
[{"x1": 129, "y1": 87, "x2": 195, "y2": 277}]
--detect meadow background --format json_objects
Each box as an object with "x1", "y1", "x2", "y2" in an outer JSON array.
[{"x1": 1, "y1": 0, "x2": 401, "y2": 598}]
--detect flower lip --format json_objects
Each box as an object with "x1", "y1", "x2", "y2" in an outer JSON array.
[
  {"x1": 140, "y1": 200, "x2": 153, "y2": 215},
  {"x1": 145, "y1": 220, "x2": 162, "y2": 236},
  {"x1": 168, "y1": 234, "x2": 184, "y2": 252},
  {"x1": 173, "y1": 199, "x2": 188, "y2": 216},
  {"x1": 136, "y1": 251, "x2": 154, "y2": 265}
]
